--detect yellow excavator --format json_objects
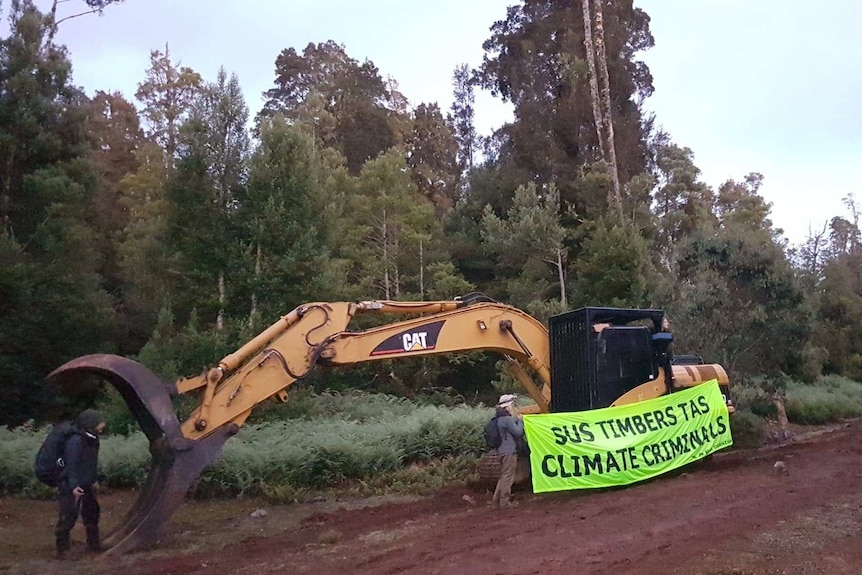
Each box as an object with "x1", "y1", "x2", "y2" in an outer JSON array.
[{"x1": 49, "y1": 293, "x2": 731, "y2": 556}]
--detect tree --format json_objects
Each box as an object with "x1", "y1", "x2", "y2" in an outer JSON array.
[
  {"x1": 674, "y1": 231, "x2": 808, "y2": 378},
  {"x1": 162, "y1": 138, "x2": 224, "y2": 327},
  {"x1": 382, "y1": 75, "x2": 412, "y2": 145},
  {"x1": 292, "y1": 90, "x2": 337, "y2": 149},
  {"x1": 590, "y1": 0, "x2": 622, "y2": 219},
  {"x1": 235, "y1": 115, "x2": 329, "y2": 324},
  {"x1": 135, "y1": 44, "x2": 202, "y2": 163},
  {"x1": 83, "y1": 91, "x2": 145, "y2": 301},
  {"x1": 405, "y1": 103, "x2": 459, "y2": 213},
  {"x1": 479, "y1": 0, "x2": 654, "y2": 200},
  {"x1": 571, "y1": 216, "x2": 653, "y2": 308},
  {"x1": 261, "y1": 41, "x2": 401, "y2": 173},
  {"x1": 793, "y1": 223, "x2": 829, "y2": 293},
  {"x1": 481, "y1": 182, "x2": 570, "y2": 311},
  {"x1": 810, "y1": 251, "x2": 862, "y2": 378},
  {"x1": 0, "y1": 1, "x2": 116, "y2": 424},
  {"x1": 450, "y1": 63, "x2": 479, "y2": 183},
  {"x1": 188, "y1": 68, "x2": 249, "y2": 204},
  {"x1": 181, "y1": 67, "x2": 250, "y2": 330},
  {"x1": 652, "y1": 142, "x2": 716, "y2": 264},
  {"x1": 802, "y1": 197, "x2": 862, "y2": 379},
  {"x1": 85, "y1": 91, "x2": 144, "y2": 187},
  {"x1": 580, "y1": 0, "x2": 622, "y2": 220},
  {"x1": 669, "y1": 179, "x2": 808, "y2": 378},
  {"x1": 715, "y1": 173, "x2": 774, "y2": 234},
  {"x1": 117, "y1": 141, "x2": 171, "y2": 340},
  {"x1": 338, "y1": 149, "x2": 435, "y2": 299},
  {"x1": 580, "y1": 0, "x2": 605, "y2": 166}
]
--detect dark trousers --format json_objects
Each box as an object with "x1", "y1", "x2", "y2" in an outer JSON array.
[{"x1": 55, "y1": 485, "x2": 100, "y2": 552}]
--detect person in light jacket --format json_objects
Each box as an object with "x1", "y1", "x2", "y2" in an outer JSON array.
[{"x1": 491, "y1": 394, "x2": 525, "y2": 509}]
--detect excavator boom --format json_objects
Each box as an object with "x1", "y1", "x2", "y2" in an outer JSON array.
[{"x1": 48, "y1": 298, "x2": 554, "y2": 555}]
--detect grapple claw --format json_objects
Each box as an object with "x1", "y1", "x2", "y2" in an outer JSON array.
[{"x1": 48, "y1": 354, "x2": 231, "y2": 556}]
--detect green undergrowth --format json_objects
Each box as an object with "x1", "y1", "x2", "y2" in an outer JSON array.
[
  {"x1": 726, "y1": 409, "x2": 766, "y2": 449},
  {"x1": 0, "y1": 390, "x2": 489, "y2": 499},
  {"x1": 726, "y1": 374, "x2": 862, "y2": 448},
  {"x1": 785, "y1": 376, "x2": 862, "y2": 424},
  {"x1": 731, "y1": 374, "x2": 862, "y2": 425},
  {"x1": 257, "y1": 455, "x2": 481, "y2": 504},
  {"x1": 3, "y1": 377, "x2": 860, "y2": 500}
]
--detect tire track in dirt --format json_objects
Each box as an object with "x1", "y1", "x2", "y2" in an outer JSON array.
[{"x1": 127, "y1": 422, "x2": 862, "y2": 575}]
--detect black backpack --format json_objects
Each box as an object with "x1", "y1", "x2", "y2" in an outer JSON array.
[
  {"x1": 33, "y1": 421, "x2": 76, "y2": 486},
  {"x1": 483, "y1": 416, "x2": 502, "y2": 449}
]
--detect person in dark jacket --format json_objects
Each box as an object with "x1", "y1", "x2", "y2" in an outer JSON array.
[
  {"x1": 55, "y1": 409, "x2": 105, "y2": 557},
  {"x1": 491, "y1": 394, "x2": 525, "y2": 509}
]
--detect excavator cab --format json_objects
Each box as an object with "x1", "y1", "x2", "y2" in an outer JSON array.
[
  {"x1": 549, "y1": 307, "x2": 664, "y2": 412},
  {"x1": 482, "y1": 307, "x2": 728, "y2": 486},
  {"x1": 548, "y1": 306, "x2": 732, "y2": 414}
]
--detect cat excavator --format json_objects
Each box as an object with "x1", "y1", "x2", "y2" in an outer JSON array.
[{"x1": 48, "y1": 293, "x2": 731, "y2": 556}]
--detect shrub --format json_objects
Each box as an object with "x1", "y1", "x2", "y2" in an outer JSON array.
[
  {"x1": 728, "y1": 409, "x2": 766, "y2": 449},
  {"x1": 0, "y1": 425, "x2": 55, "y2": 497},
  {"x1": 0, "y1": 392, "x2": 494, "y2": 499},
  {"x1": 729, "y1": 379, "x2": 776, "y2": 418},
  {"x1": 784, "y1": 375, "x2": 862, "y2": 424}
]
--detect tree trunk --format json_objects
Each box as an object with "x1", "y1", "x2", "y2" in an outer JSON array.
[
  {"x1": 163, "y1": 43, "x2": 178, "y2": 166},
  {"x1": 249, "y1": 242, "x2": 261, "y2": 329},
  {"x1": 47, "y1": 0, "x2": 60, "y2": 44},
  {"x1": 581, "y1": 0, "x2": 606, "y2": 162},
  {"x1": 1, "y1": 149, "x2": 14, "y2": 238},
  {"x1": 393, "y1": 236, "x2": 401, "y2": 298},
  {"x1": 216, "y1": 270, "x2": 226, "y2": 331},
  {"x1": 556, "y1": 247, "x2": 567, "y2": 308},
  {"x1": 394, "y1": 265, "x2": 401, "y2": 299},
  {"x1": 383, "y1": 264, "x2": 391, "y2": 299},
  {"x1": 773, "y1": 392, "x2": 790, "y2": 442},
  {"x1": 845, "y1": 194, "x2": 860, "y2": 255},
  {"x1": 382, "y1": 208, "x2": 391, "y2": 299},
  {"x1": 592, "y1": 0, "x2": 623, "y2": 222},
  {"x1": 419, "y1": 238, "x2": 425, "y2": 298}
]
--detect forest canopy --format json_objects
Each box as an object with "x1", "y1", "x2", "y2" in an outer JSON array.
[{"x1": 0, "y1": 0, "x2": 854, "y2": 424}]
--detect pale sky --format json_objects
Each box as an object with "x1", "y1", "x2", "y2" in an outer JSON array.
[{"x1": 20, "y1": 0, "x2": 862, "y2": 245}]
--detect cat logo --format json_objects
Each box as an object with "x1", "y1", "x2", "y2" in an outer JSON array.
[
  {"x1": 370, "y1": 321, "x2": 445, "y2": 356},
  {"x1": 402, "y1": 332, "x2": 429, "y2": 351}
]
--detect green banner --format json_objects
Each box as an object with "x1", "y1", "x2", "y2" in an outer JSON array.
[{"x1": 523, "y1": 380, "x2": 732, "y2": 493}]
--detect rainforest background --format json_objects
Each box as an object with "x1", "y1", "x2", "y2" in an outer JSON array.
[{"x1": 0, "y1": 0, "x2": 855, "y2": 427}]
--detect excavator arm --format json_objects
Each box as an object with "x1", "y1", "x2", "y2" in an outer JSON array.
[
  {"x1": 47, "y1": 298, "x2": 555, "y2": 555},
  {"x1": 173, "y1": 299, "x2": 554, "y2": 439}
]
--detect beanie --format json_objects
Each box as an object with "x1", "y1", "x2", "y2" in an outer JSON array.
[{"x1": 76, "y1": 409, "x2": 104, "y2": 434}]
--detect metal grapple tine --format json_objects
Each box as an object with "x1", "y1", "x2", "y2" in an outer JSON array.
[
  {"x1": 47, "y1": 354, "x2": 184, "y2": 442},
  {"x1": 47, "y1": 354, "x2": 234, "y2": 556},
  {"x1": 102, "y1": 439, "x2": 172, "y2": 549},
  {"x1": 102, "y1": 428, "x2": 233, "y2": 556}
]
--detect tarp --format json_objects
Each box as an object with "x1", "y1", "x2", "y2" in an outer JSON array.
[{"x1": 523, "y1": 380, "x2": 732, "y2": 493}]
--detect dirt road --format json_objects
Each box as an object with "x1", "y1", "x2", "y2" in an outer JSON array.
[{"x1": 3, "y1": 421, "x2": 861, "y2": 575}]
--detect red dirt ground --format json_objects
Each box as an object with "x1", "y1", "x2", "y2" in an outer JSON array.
[{"x1": 4, "y1": 421, "x2": 862, "y2": 575}]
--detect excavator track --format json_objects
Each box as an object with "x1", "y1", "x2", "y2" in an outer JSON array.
[{"x1": 48, "y1": 354, "x2": 237, "y2": 556}]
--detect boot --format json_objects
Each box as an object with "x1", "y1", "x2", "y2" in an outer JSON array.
[
  {"x1": 55, "y1": 533, "x2": 71, "y2": 559},
  {"x1": 85, "y1": 524, "x2": 103, "y2": 553}
]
